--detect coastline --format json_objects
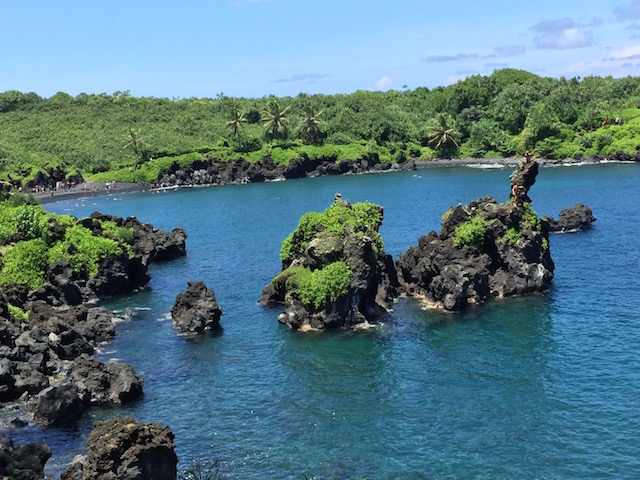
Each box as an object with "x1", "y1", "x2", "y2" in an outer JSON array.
[{"x1": 33, "y1": 155, "x2": 628, "y2": 205}]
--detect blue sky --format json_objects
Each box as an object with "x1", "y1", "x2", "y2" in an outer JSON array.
[{"x1": 2, "y1": 0, "x2": 640, "y2": 99}]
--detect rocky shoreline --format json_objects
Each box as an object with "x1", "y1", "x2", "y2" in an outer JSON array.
[
  {"x1": 33, "y1": 151, "x2": 639, "y2": 205},
  {"x1": 0, "y1": 212, "x2": 187, "y2": 478}
]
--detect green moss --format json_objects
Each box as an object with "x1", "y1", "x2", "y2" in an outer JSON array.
[
  {"x1": 542, "y1": 238, "x2": 549, "y2": 251},
  {"x1": 298, "y1": 261, "x2": 352, "y2": 310},
  {"x1": 453, "y1": 217, "x2": 486, "y2": 250},
  {"x1": 441, "y1": 208, "x2": 453, "y2": 223}
]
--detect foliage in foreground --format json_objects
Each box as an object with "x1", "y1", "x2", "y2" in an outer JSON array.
[{"x1": 0, "y1": 201, "x2": 129, "y2": 289}]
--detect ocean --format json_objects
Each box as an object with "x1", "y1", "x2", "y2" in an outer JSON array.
[{"x1": 7, "y1": 163, "x2": 640, "y2": 479}]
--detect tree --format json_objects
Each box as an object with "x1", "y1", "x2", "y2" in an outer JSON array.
[
  {"x1": 427, "y1": 113, "x2": 461, "y2": 153},
  {"x1": 122, "y1": 127, "x2": 150, "y2": 165},
  {"x1": 225, "y1": 106, "x2": 247, "y2": 139},
  {"x1": 297, "y1": 105, "x2": 324, "y2": 145},
  {"x1": 261, "y1": 100, "x2": 290, "y2": 141}
]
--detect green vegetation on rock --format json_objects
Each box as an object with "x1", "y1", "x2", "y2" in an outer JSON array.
[
  {"x1": 281, "y1": 201, "x2": 384, "y2": 265},
  {"x1": 0, "y1": 201, "x2": 130, "y2": 289},
  {"x1": 454, "y1": 217, "x2": 486, "y2": 250},
  {"x1": 298, "y1": 261, "x2": 352, "y2": 310},
  {"x1": 7, "y1": 303, "x2": 29, "y2": 323}
]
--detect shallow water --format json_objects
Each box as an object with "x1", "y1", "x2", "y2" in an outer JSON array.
[{"x1": 6, "y1": 164, "x2": 640, "y2": 479}]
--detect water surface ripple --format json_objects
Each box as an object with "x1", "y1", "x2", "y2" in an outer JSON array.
[{"x1": 7, "y1": 164, "x2": 640, "y2": 479}]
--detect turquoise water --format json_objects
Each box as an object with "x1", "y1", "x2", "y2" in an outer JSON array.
[{"x1": 11, "y1": 164, "x2": 640, "y2": 478}]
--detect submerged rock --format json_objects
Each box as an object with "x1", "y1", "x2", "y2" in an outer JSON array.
[
  {"x1": 544, "y1": 203, "x2": 596, "y2": 232},
  {"x1": 260, "y1": 195, "x2": 399, "y2": 331},
  {"x1": 397, "y1": 157, "x2": 554, "y2": 311},
  {"x1": 171, "y1": 281, "x2": 223, "y2": 334}
]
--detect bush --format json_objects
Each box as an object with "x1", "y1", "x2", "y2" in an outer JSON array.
[
  {"x1": 521, "y1": 202, "x2": 541, "y2": 231},
  {"x1": 298, "y1": 261, "x2": 352, "y2": 310},
  {"x1": 501, "y1": 227, "x2": 521, "y2": 247},
  {"x1": 454, "y1": 217, "x2": 486, "y2": 250},
  {"x1": 282, "y1": 202, "x2": 384, "y2": 264},
  {"x1": 0, "y1": 238, "x2": 50, "y2": 289},
  {"x1": 48, "y1": 224, "x2": 123, "y2": 277}
]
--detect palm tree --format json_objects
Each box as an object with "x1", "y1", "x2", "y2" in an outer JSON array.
[
  {"x1": 297, "y1": 105, "x2": 324, "y2": 145},
  {"x1": 226, "y1": 106, "x2": 247, "y2": 138},
  {"x1": 122, "y1": 127, "x2": 149, "y2": 165},
  {"x1": 261, "y1": 100, "x2": 290, "y2": 141},
  {"x1": 427, "y1": 113, "x2": 461, "y2": 152}
]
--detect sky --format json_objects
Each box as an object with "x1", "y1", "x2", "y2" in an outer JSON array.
[{"x1": 1, "y1": 0, "x2": 640, "y2": 99}]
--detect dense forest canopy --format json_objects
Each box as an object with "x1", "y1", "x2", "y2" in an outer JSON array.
[{"x1": 1, "y1": 69, "x2": 640, "y2": 186}]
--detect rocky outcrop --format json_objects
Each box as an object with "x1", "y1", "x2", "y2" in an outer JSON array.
[
  {"x1": 1, "y1": 434, "x2": 51, "y2": 479},
  {"x1": 159, "y1": 154, "x2": 417, "y2": 188},
  {"x1": 63, "y1": 416, "x2": 178, "y2": 480},
  {"x1": 28, "y1": 384, "x2": 86, "y2": 427},
  {"x1": 260, "y1": 196, "x2": 399, "y2": 330},
  {"x1": 397, "y1": 160, "x2": 554, "y2": 311},
  {"x1": 25, "y1": 213, "x2": 187, "y2": 306},
  {"x1": 69, "y1": 354, "x2": 144, "y2": 405},
  {"x1": 171, "y1": 281, "x2": 222, "y2": 334},
  {"x1": 544, "y1": 203, "x2": 595, "y2": 232},
  {"x1": 0, "y1": 298, "x2": 143, "y2": 427}
]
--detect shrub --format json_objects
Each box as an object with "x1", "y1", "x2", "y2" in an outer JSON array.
[
  {"x1": 48, "y1": 224, "x2": 123, "y2": 277},
  {"x1": 454, "y1": 217, "x2": 486, "y2": 250},
  {"x1": 281, "y1": 202, "x2": 384, "y2": 264},
  {"x1": 501, "y1": 227, "x2": 521, "y2": 247},
  {"x1": 298, "y1": 261, "x2": 352, "y2": 310},
  {"x1": 0, "y1": 238, "x2": 50, "y2": 289},
  {"x1": 521, "y1": 202, "x2": 541, "y2": 231}
]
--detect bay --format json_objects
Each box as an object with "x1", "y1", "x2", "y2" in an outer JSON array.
[{"x1": 10, "y1": 164, "x2": 640, "y2": 479}]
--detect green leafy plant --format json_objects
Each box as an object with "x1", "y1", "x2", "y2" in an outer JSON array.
[
  {"x1": 501, "y1": 227, "x2": 521, "y2": 247},
  {"x1": 298, "y1": 261, "x2": 352, "y2": 310},
  {"x1": 47, "y1": 224, "x2": 123, "y2": 277},
  {"x1": 8, "y1": 303, "x2": 29, "y2": 323},
  {"x1": 521, "y1": 202, "x2": 541, "y2": 231},
  {"x1": 453, "y1": 217, "x2": 486, "y2": 250},
  {"x1": 0, "y1": 238, "x2": 50, "y2": 289}
]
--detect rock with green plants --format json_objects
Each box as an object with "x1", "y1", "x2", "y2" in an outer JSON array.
[
  {"x1": 0, "y1": 196, "x2": 188, "y2": 474},
  {"x1": 396, "y1": 163, "x2": 555, "y2": 310},
  {"x1": 260, "y1": 195, "x2": 399, "y2": 331}
]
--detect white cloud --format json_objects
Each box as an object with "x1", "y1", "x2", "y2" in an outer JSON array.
[
  {"x1": 532, "y1": 18, "x2": 592, "y2": 49},
  {"x1": 610, "y1": 43, "x2": 640, "y2": 58},
  {"x1": 375, "y1": 76, "x2": 392, "y2": 90}
]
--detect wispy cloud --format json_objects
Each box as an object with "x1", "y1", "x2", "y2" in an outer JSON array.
[
  {"x1": 567, "y1": 42, "x2": 640, "y2": 73},
  {"x1": 275, "y1": 73, "x2": 326, "y2": 83},
  {"x1": 610, "y1": 43, "x2": 640, "y2": 59},
  {"x1": 422, "y1": 53, "x2": 479, "y2": 63},
  {"x1": 532, "y1": 17, "x2": 592, "y2": 49},
  {"x1": 615, "y1": 0, "x2": 640, "y2": 20},
  {"x1": 495, "y1": 45, "x2": 527, "y2": 57},
  {"x1": 375, "y1": 76, "x2": 392, "y2": 90}
]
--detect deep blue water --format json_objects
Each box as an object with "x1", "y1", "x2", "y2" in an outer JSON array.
[{"x1": 6, "y1": 164, "x2": 640, "y2": 478}]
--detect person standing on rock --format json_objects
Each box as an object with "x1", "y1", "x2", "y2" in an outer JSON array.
[{"x1": 510, "y1": 151, "x2": 538, "y2": 206}]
